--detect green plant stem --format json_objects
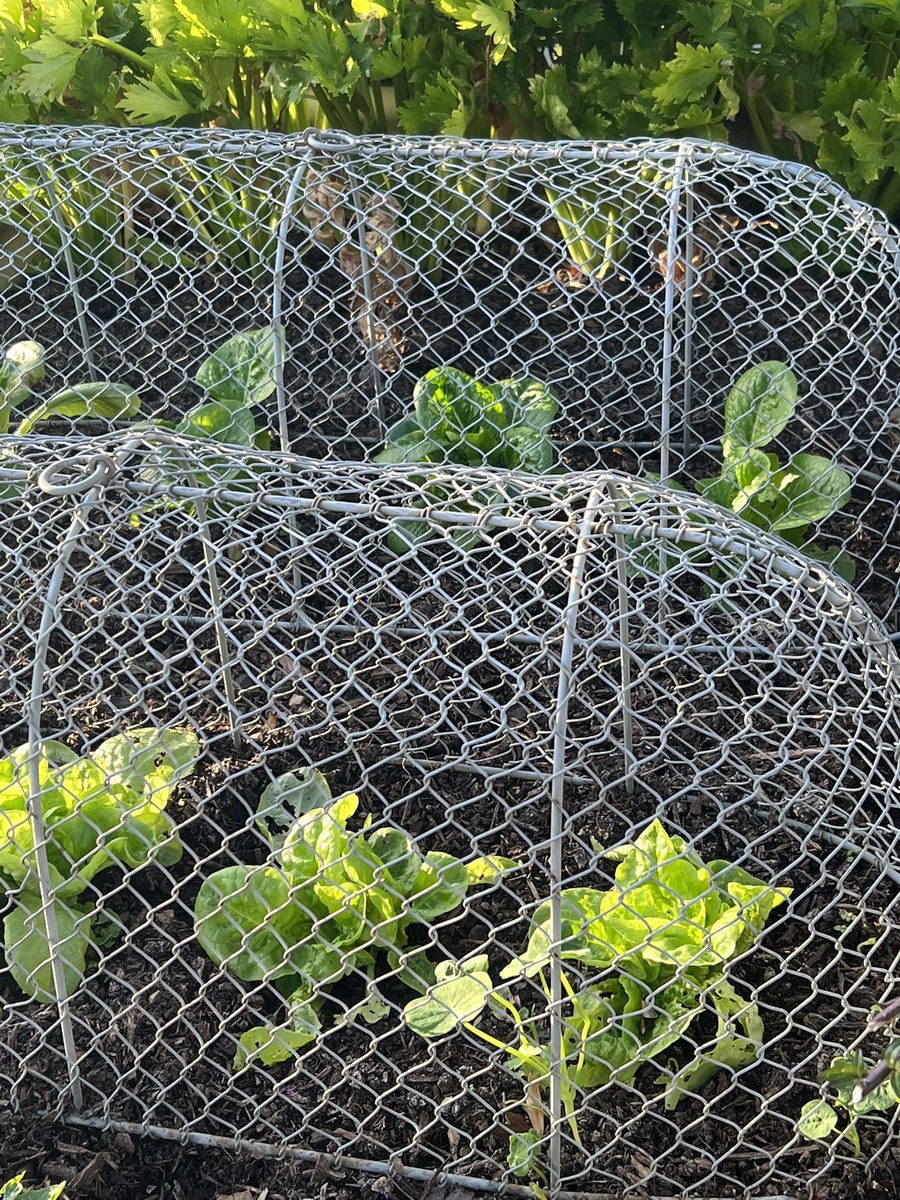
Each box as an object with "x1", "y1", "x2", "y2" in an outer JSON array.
[
  {"x1": 312, "y1": 85, "x2": 358, "y2": 132},
  {"x1": 371, "y1": 78, "x2": 387, "y2": 131},
  {"x1": 87, "y1": 34, "x2": 149, "y2": 73},
  {"x1": 739, "y1": 76, "x2": 775, "y2": 158},
  {"x1": 873, "y1": 170, "x2": 900, "y2": 218},
  {"x1": 233, "y1": 63, "x2": 253, "y2": 127}
]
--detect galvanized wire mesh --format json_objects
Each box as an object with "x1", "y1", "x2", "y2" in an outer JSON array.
[
  {"x1": 0, "y1": 436, "x2": 898, "y2": 1198},
  {"x1": 0, "y1": 125, "x2": 898, "y2": 628}
]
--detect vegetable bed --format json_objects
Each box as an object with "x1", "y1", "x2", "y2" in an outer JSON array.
[{"x1": 1, "y1": 454, "x2": 898, "y2": 1198}]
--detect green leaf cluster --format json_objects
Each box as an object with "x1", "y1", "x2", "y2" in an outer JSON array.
[
  {"x1": 404, "y1": 819, "x2": 789, "y2": 1169},
  {"x1": 798, "y1": 1037, "x2": 900, "y2": 1153},
  {"x1": 193, "y1": 767, "x2": 517, "y2": 1069},
  {"x1": 695, "y1": 362, "x2": 853, "y2": 578},
  {"x1": 146, "y1": 326, "x2": 275, "y2": 456},
  {"x1": 374, "y1": 365, "x2": 559, "y2": 554},
  {"x1": 0, "y1": 338, "x2": 139, "y2": 436},
  {"x1": 1, "y1": 1175, "x2": 66, "y2": 1200},
  {"x1": 0, "y1": 727, "x2": 198, "y2": 1001}
]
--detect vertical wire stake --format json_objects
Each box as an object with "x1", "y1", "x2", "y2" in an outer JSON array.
[
  {"x1": 153, "y1": 436, "x2": 244, "y2": 749},
  {"x1": 271, "y1": 151, "x2": 315, "y2": 619},
  {"x1": 347, "y1": 172, "x2": 387, "y2": 427},
  {"x1": 657, "y1": 145, "x2": 689, "y2": 621},
  {"x1": 681, "y1": 178, "x2": 696, "y2": 463},
  {"x1": 547, "y1": 486, "x2": 605, "y2": 1195},
  {"x1": 606, "y1": 480, "x2": 636, "y2": 794},
  {"x1": 36, "y1": 158, "x2": 96, "y2": 381},
  {"x1": 25, "y1": 454, "x2": 121, "y2": 1113}
]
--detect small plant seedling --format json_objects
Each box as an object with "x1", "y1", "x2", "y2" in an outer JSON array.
[
  {"x1": 798, "y1": 998, "x2": 900, "y2": 1152},
  {"x1": 696, "y1": 361, "x2": 853, "y2": 577},
  {"x1": 404, "y1": 819, "x2": 790, "y2": 1176},
  {"x1": 193, "y1": 768, "x2": 518, "y2": 1068},
  {"x1": 373, "y1": 365, "x2": 559, "y2": 552},
  {"x1": 0, "y1": 340, "x2": 139, "y2": 436},
  {"x1": 0, "y1": 728, "x2": 198, "y2": 1001}
]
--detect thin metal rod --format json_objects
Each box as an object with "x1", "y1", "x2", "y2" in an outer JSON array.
[
  {"x1": 35, "y1": 159, "x2": 96, "y2": 381},
  {"x1": 270, "y1": 152, "x2": 316, "y2": 614},
  {"x1": 655, "y1": 146, "x2": 688, "y2": 619},
  {"x1": 546, "y1": 485, "x2": 605, "y2": 1194},
  {"x1": 681, "y1": 178, "x2": 695, "y2": 462},
  {"x1": 346, "y1": 171, "x2": 387, "y2": 424},
  {"x1": 146, "y1": 436, "x2": 245, "y2": 750},
  {"x1": 22, "y1": 461, "x2": 118, "y2": 1112},
  {"x1": 193, "y1": 493, "x2": 243, "y2": 752},
  {"x1": 57, "y1": 1113, "x2": 749, "y2": 1200},
  {"x1": 606, "y1": 480, "x2": 636, "y2": 794},
  {"x1": 658, "y1": 146, "x2": 688, "y2": 487},
  {"x1": 121, "y1": 610, "x2": 856, "y2": 660},
  {"x1": 272, "y1": 155, "x2": 310, "y2": 457}
]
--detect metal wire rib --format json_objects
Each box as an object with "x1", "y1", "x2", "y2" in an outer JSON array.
[{"x1": 0, "y1": 127, "x2": 898, "y2": 1199}]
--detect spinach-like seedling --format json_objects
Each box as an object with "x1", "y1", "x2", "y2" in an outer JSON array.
[
  {"x1": 0, "y1": 728, "x2": 198, "y2": 1001},
  {"x1": 798, "y1": 997, "x2": 900, "y2": 1153},
  {"x1": 0, "y1": 340, "x2": 139, "y2": 436},
  {"x1": 193, "y1": 768, "x2": 518, "y2": 1069},
  {"x1": 148, "y1": 327, "x2": 275, "y2": 458},
  {"x1": 0, "y1": 328, "x2": 276, "y2": 462},
  {"x1": 696, "y1": 361, "x2": 853, "y2": 578},
  {"x1": 373, "y1": 366, "x2": 560, "y2": 552},
  {"x1": 404, "y1": 820, "x2": 789, "y2": 1173}
]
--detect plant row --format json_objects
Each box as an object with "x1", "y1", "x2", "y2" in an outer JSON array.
[
  {"x1": 3, "y1": 0, "x2": 900, "y2": 221},
  {"x1": 0, "y1": 726, "x2": 893, "y2": 1177},
  {"x1": 1, "y1": 329, "x2": 855, "y2": 577}
]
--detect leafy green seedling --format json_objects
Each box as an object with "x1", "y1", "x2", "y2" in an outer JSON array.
[
  {"x1": 798, "y1": 998, "x2": 900, "y2": 1152},
  {"x1": 1, "y1": 1175, "x2": 66, "y2": 1200},
  {"x1": 0, "y1": 339, "x2": 139, "y2": 436},
  {"x1": 193, "y1": 768, "x2": 518, "y2": 1069},
  {"x1": 374, "y1": 366, "x2": 559, "y2": 553},
  {"x1": 696, "y1": 361, "x2": 853, "y2": 578},
  {"x1": 404, "y1": 819, "x2": 789, "y2": 1176},
  {"x1": 0, "y1": 728, "x2": 198, "y2": 1001}
]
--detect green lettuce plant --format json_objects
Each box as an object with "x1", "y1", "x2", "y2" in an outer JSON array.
[
  {"x1": 374, "y1": 365, "x2": 559, "y2": 552},
  {"x1": 0, "y1": 728, "x2": 198, "y2": 1001},
  {"x1": 194, "y1": 767, "x2": 518, "y2": 1069},
  {"x1": 404, "y1": 820, "x2": 790, "y2": 1171}
]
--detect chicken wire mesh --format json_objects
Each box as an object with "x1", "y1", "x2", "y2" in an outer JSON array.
[
  {"x1": 0, "y1": 436, "x2": 899, "y2": 1199},
  {"x1": 0, "y1": 124, "x2": 898, "y2": 629}
]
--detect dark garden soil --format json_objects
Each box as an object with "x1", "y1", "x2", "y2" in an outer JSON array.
[{"x1": 1, "y1": 218, "x2": 899, "y2": 1199}]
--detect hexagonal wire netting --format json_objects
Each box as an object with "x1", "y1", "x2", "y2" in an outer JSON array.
[
  {"x1": 0, "y1": 437, "x2": 898, "y2": 1200},
  {"x1": 0, "y1": 125, "x2": 897, "y2": 626}
]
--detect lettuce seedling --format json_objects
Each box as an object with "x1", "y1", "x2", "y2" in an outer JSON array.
[
  {"x1": 696, "y1": 361, "x2": 853, "y2": 578},
  {"x1": 0, "y1": 728, "x2": 198, "y2": 1002},
  {"x1": 373, "y1": 366, "x2": 559, "y2": 553},
  {"x1": 193, "y1": 768, "x2": 517, "y2": 1068},
  {"x1": 404, "y1": 820, "x2": 789, "y2": 1169}
]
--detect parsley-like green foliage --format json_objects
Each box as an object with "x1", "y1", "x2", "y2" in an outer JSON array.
[
  {"x1": 373, "y1": 365, "x2": 559, "y2": 553},
  {"x1": 0, "y1": 728, "x2": 198, "y2": 1001},
  {"x1": 193, "y1": 768, "x2": 518, "y2": 1069},
  {"x1": 404, "y1": 819, "x2": 790, "y2": 1170}
]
